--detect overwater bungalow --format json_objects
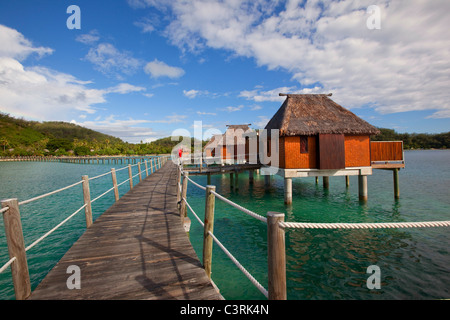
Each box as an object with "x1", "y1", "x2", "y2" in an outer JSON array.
[
  {"x1": 204, "y1": 124, "x2": 254, "y2": 164},
  {"x1": 264, "y1": 93, "x2": 405, "y2": 204}
]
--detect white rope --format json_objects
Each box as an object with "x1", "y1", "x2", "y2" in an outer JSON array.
[
  {"x1": 0, "y1": 207, "x2": 8, "y2": 214},
  {"x1": 210, "y1": 190, "x2": 267, "y2": 223},
  {"x1": 114, "y1": 166, "x2": 129, "y2": 173},
  {"x1": 88, "y1": 170, "x2": 112, "y2": 181},
  {"x1": 279, "y1": 220, "x2": 450, "y2": 230},
  {"x1": 91, "y1": 186, "x2": 115, "y2": 204},
  {"x1": 0, "y1": 257, "x2": 16, "y2": 274},
  {"x1": 183, "y1": 173, "x2": 266, "y2": 223},
  {"x1": 18, "y1": 180, "x2": 84, "y2": 206},
  {"x1": 183, "y1": 197, "x2": 268, "y2": 298},
  {"x1": 207, "y1": 230, "x2": 269, "y2": 299},
  {"x1": 25, "y1": 204, "x2": 87, "y2": 252},
  {"x1": 116, "y1": 178, "x2": 131, "y2": 188},
  {"x1": 184, "y1": 198, "x2": 204, "y2": 227},
  {"x1": 186, "y1": 176, "x2": 207, "y2": 191},
  {"x1": 132, "y1": 172, "x2": 141, "y2": 179},
  {"x1": 129, "y1": 162, "x2": 141, "y2": 168}
]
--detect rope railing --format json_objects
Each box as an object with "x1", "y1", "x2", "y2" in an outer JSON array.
[
  {"x1": 180, "y1": 169, "x2": 270, "y2": 299},
  {"x1": 88, "y1": 170, "x2": 112, "y2": 181},
  {"x1": 0, "y1": 155, "x2": 170, "y2": 300},
  {"x1": 183, "y1": 196, "x2": 269, "y2": 298},
  {"x1": 178, "y1": 165, "x2": 450, "y2": 300},
  {"x1": 280, "y1": 220, "x2": 450, "y2": 230},
  {"x1": 24, "y1": 204, "x2": 87, "y2": 253},
  {"x1": 0, "y1": 257, "x2": 16, "y2": 274},
  {"x1": 210, "y1": 190, "x2": 267, "y2": 223},
  {"x1": 186, "y1": 176, "x2": 206, "y2": 191},
  {"x1": 91, "y1": 186, "x2": 115, "y2": 204},
  {"x1": 18, "y1": 180, "x2": 84, "y2": 206},
  {"x1": 185, "y1": 174, "x2": 267, "y2": 223}
]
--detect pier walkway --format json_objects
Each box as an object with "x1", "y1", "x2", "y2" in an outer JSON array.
[{"x1": 28, "y1": 161, "x2": 222, "y2": 300}]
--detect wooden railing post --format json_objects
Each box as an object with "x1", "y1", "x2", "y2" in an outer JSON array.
[
  {"x1": 203, "y1": 185, "x2": 216, "y2": 279},
  {"x1": 82, "y1": 176, "x2": 93, "y2": 228},
  {"x1": 145, "y1": 160, "x2": 149, "y2": 177},
  {"x1": 128, "y1": 164, "x2": 133, "y2": 189},
  {"x1": 1, "y1": 199, "x2": 31, "y2": 300},
  {"x1": 267, "y1": 212, "x2": 286, "y2": 300},
  {"x1": 138, "y1": 162, "x2": 142, "y2": 183},
  {"x1": 180, "y1": 172, "x2": 189, "y2": 223},
  {"x1": 176, "y1": 165, "x2": 182, "y2": 204},
  {"x1": 111, "y1": 168, "x2": 119, "y2": 202}
]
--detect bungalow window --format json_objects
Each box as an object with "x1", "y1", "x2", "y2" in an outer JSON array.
[{"x1": 300, "y1": 136, "x2": 308, "y2": 154}]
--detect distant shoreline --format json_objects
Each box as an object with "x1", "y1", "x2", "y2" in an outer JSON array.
[{"x1": 0, "y1": 154, "x2": 171, "y2": 162}]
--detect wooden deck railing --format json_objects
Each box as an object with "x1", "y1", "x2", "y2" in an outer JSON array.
[{"x1": 370, "y1": 141, "x2": 405, "y2": 168}]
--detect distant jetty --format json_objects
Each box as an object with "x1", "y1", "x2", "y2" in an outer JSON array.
[{"x1": 0, "y1": 155, "x2": 164, "y2": 164}]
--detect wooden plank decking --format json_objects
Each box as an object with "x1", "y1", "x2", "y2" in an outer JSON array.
[{"x1": 29, "y1": 161, "x2": 222, "y2": 300}]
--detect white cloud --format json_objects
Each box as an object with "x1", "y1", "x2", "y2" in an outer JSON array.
[
  {"x1": 85, "y1": 43, "x2": 141, "y2": 79},
  {"x1": 144, "y1": 59, "x2": 185, "y2": 79},
  {"x1": 0, "y1": 25, "x2": 53, "y2": 60},
  {"x1": 75, "y1": 30, "x2": 100, "y2": 45},
  {"x1": 183, "y1": 89, "x2": 200, "y2": 99},
  {"x1": 148, "y1": 114, "x2": 187, "y2": 123},
  {"x1": 104, "y1": 83, "x2": 146, "y2": 94},
  {"x1": 223, "y1": 105, "x2": 244, "y2": 112},
  {"x1": 183, "y1": 88, "x2": 221, "y2": 99},
  {"x1": 197, "y1": 111, "x2": 217, "y2": 116},
  {"x1": 0, "y1": 57, "x2": 105, "y2": 120},
  {"x1": 240, "y1": 86, "x2": 325, "y2": 102},
  {"x1": 74, "y1": 116, "x2": 162, "y2": 143},
  {"x1": 254, "y1": 116, "x2": 270, "y2": 129},
  {"x1": 133, "y1": 0, "x2": 450, "y2": 118},
  {"x1": 134, "y1": 15, "x2": 161, "y2": 34},
  {"x1": 0, "y1": 25, "x2": 151, "y2": 121}
]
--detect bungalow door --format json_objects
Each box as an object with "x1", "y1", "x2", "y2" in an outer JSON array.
[{"x1": 318, "y1": 134, "x2": 346, "y2": 169}]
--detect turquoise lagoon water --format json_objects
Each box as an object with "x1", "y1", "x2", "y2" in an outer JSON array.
[{"x1": 0, "y1": 151, "x2": 449, "y2": 300}]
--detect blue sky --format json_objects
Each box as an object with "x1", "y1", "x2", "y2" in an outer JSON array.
[{"x1": 0, "y1": 0, "x2": 449, "y2": 143}]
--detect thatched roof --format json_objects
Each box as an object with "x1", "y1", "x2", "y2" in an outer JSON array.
[
  {"x1": 265, "y1": 94, "x2": 380, "y2": 136},
  {"x1": 204, "y1": 125, "x2": 254, "y2": 150},
  {"x1": 224, "y1": 124, "x2": 253, "y2": 144},
  {"x1": 226, "y1": 124, "x2": 251, "y2": 131},
  {"x1": 204, "y1": 134, "x2": 223, "y2": 149}
]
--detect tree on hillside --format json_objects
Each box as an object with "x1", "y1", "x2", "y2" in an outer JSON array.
[{"x1": 0, "y1": 137, "x2": 10, "y2": 152}]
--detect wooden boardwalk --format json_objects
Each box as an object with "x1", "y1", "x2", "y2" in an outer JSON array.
[{"x1": 29, "y1": 161, "x2": 222, "y2": 300}]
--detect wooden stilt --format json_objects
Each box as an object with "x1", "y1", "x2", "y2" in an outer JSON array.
[
  {"x1": 265, "y1": 174, "x2": 270, "y2": 187},
  {"x1": 323, "y1": 176, "x2": 329, "y2": 189},
  {"x1": 393, "y1": 168, "x2": 400, "y2": 199},
  {"x1": 284, "y1": 178, "x2": 292, "y2": 205},
  {"x1": 358, "y1": 175, "x2": 368, "y2": 201}
]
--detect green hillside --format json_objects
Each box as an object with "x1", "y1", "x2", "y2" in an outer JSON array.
[{"x1": 0, "y1": 113, "x2": 204, "y2": 156}]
